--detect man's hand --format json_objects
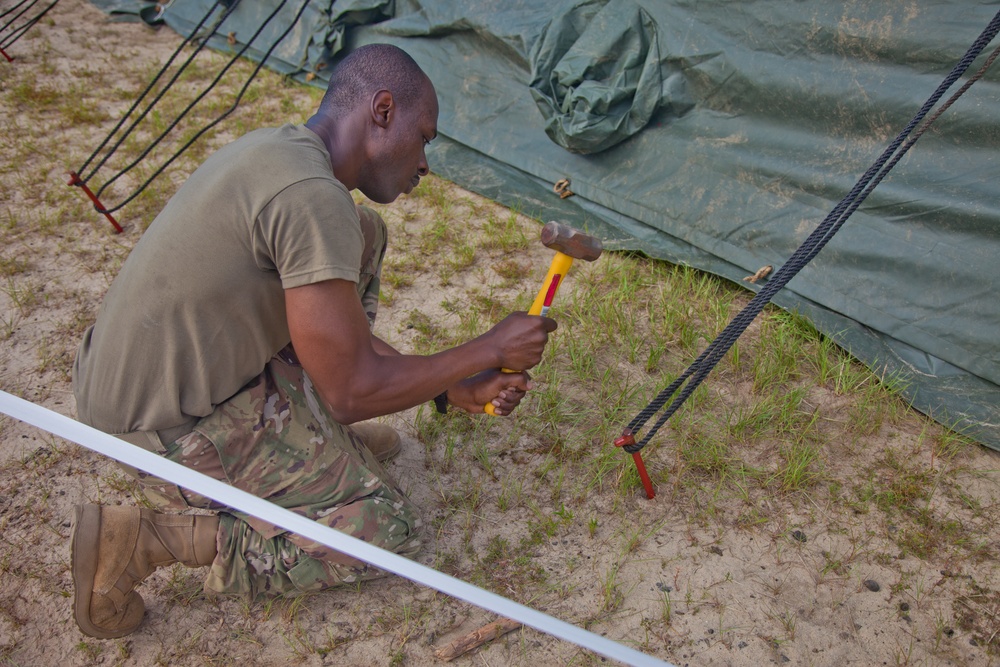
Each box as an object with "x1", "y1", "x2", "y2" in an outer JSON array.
[
  {"x1": 485, "y1": 312, "x2": 558, "y2": 371},
  {"x1": 446, "y1": 369, "x2": 533, "y2": 416}
]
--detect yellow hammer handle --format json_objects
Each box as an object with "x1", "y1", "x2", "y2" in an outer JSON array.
[{"x1": 484, "y1": 251, "x2": 574, "y2": 415}]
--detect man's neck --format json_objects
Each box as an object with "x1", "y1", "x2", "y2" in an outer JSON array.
[{"x1": 304, "y1": 115, "x2": 358, "y2": 190}]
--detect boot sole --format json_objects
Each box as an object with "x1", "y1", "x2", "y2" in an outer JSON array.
[{"x1": 72, "y1": 504, "x2": 132, "y2": 639}]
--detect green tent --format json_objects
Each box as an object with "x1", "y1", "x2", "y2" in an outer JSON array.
[{"x1": 100, "y1": 0, "x2": 1000, "y2": 449}]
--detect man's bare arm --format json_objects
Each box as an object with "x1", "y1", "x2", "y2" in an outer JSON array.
[
  {"x1": 285, "y1": 279, "x2": 554, "y2": 423},
  {"x1": 370, "y1": 333, "x2": 532, "y2": 415}
]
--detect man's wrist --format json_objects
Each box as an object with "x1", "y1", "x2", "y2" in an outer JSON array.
[{"x1": 433, "y1": 391, "x2": 448, "y2": 414}]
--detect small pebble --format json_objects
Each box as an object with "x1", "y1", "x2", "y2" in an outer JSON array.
[
  {"x1": 899, "y1": 602, "x2": 910, "y2": 612},
  {"x1": 791, "y1": 530, "x2": 807, "y2": 543},
  {"x1": 863, "y1": 579, "x2": 880, "y2": 592}
]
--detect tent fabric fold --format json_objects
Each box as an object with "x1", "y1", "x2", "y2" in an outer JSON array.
[{"x1": 527, "y1": 0, "x2": 672, "y2": 154}]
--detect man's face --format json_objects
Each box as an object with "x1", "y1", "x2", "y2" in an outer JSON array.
[{"x1": 360, "y1": 83, "x2": 439, "y2": 204}]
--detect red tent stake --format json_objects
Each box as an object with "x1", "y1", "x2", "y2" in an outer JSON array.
[
  {"x1": 67, "y1": 171, "x2": 122, "y2": 233},
  {"x1": 630, "y1": 451, "x2": 655, "y2": 500},
  {"x1": 1, "y1": 47, "x2": 13, "y2": 63},
  {"x1": 614, "y1": 429, "x2": 655, "y2": 499}
]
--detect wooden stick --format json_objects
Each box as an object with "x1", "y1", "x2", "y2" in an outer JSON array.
[{"x1": 433, "y1": 618, "x2": 523, "y2": 661}]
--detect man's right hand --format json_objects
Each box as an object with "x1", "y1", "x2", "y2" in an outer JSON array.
[{"x1": 485, "y1": 312, "x2": 558, "y2": 371}]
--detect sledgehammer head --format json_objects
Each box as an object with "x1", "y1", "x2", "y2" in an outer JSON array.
[{"x1": 540, "y1": 221, "x2": 603, "y2": 261}]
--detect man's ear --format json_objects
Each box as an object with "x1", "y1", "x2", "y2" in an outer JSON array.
[{"x1": 371, "y1": 90, "x2": 393, "y2": 129}]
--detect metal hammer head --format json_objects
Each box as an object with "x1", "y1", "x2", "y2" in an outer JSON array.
[{"x1": 540, "y1": 221, "x2": 603, "y2": 261}]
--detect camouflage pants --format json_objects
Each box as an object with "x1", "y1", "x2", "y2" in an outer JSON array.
[{"x1": 137, "y1": 207, "x2": 423, "y2": 598}]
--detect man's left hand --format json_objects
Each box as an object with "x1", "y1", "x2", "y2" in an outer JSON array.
[{"x1": 446, "y1": 369, "x2": 533, "y2": 416}]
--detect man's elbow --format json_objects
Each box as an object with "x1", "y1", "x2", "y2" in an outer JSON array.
[
  {"x1": 321, "y1": 390, "x2": 373, "y2": 425},
  {"x1": 306, "y1": 362, "x2": 383, "y2": 424},
  {"x1": 325, "y1": 399, "x2": 366, "y2": 425}
]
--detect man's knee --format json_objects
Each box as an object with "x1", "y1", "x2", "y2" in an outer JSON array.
[
  {"x1": 355, "y1": 493, "x2": 424, "y2": 554},
  {"x1": 356, "y1": 205, "x2": 388, "y2": 251}
]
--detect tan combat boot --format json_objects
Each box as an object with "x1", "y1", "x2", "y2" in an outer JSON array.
[
  {"x1": 71, "y1": 504, "x2": 219, "y2": 639},
  {"x1": 350, "y1": 422, "x2": 402, "y2": 462}
]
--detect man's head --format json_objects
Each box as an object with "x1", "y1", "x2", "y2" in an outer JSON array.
[{"x1": 309, "y1": 44, "x2": 438, "y2": 204}]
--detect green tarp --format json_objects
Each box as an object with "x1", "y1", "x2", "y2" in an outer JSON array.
[{"x1": 99, "y1": 0, "x2": 1000, "y2": 449}]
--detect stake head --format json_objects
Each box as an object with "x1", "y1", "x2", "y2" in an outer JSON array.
[{"x1": 614, "y1": 429, "x2": 635, "y2": 448}]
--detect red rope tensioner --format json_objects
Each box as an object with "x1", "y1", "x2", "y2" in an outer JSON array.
[
  {"x1": 614, "y1": 429, "x2": 655, "y2": 499},
  {"x1": 67, "y1": 171, "x2": 122, "y2": 233}
]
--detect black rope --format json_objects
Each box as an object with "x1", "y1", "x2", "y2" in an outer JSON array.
[
  {"x1": 91, "y1": 0, "x2": 312, "y2": 214},
  {"x1": 622, "y1": 9, "x2": 1000, "y2": 455},
  {"x1": 0, "y1": 0, "x2": 37, "y2": 33},
  {"x1": 0, "y1": 0, "x2": 58, "y2": 50},
  {"x1": 77, "y1": 0, "x2": 240, "y2": 182},
  {"x1": 0, "y1": 0, "x2": 38, "y2": 24},
  {"x1": 1, "y1": 0, "x2": 32, "y2": 21}
]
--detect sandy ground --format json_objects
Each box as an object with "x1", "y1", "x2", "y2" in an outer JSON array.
[{"x1": 2, "y1": 1, "x2": 1000, "y2": 666}]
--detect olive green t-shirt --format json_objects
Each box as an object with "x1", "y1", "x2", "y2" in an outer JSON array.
[{"x1": 73, "y1": 124, "x2": 363, "y2": 437}]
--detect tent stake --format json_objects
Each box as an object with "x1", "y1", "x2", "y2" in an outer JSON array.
[
  {"x1": 68, "y1": 171, "x2": 122, "y2": 233},
  {"x1": 615, "y1": 430, "x2": 655, "y2": 499}
]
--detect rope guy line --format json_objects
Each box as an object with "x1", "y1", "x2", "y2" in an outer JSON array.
[
  {"x1": 70, "y1": 0, "x2": 312, "y2": 231},
  {"x1": 1, "y1": 0, "x2": 31, "y2": 20},
  {"x1": 76, "y1": 0, "x2": 242, "y2": 183},
  {"x1": 68, "y1": 0, "x2": 240, "y2": 232},
  {"x1": 0, "y1": 0, "x2": 60, "y2": 60},
  {"x1": 616, "y1": 9, "x2": 1000, "y2": 499}
]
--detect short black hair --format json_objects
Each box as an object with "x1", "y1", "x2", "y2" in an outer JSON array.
[{"x1": 320, "y1": 43, "x2": 429, "y2": 114}]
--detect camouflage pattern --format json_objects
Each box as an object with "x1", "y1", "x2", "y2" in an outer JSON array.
[
  {"x1": 356, "y1": 205, "x2": 387, "y2": 329},
  {"x1": 136, "y1": 205, "x2": 422, "y2": 598}
]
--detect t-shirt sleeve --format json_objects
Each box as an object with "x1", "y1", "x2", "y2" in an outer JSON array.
[{"x1": 253, "y1": 177, "x2": 364, "y2": 289}]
